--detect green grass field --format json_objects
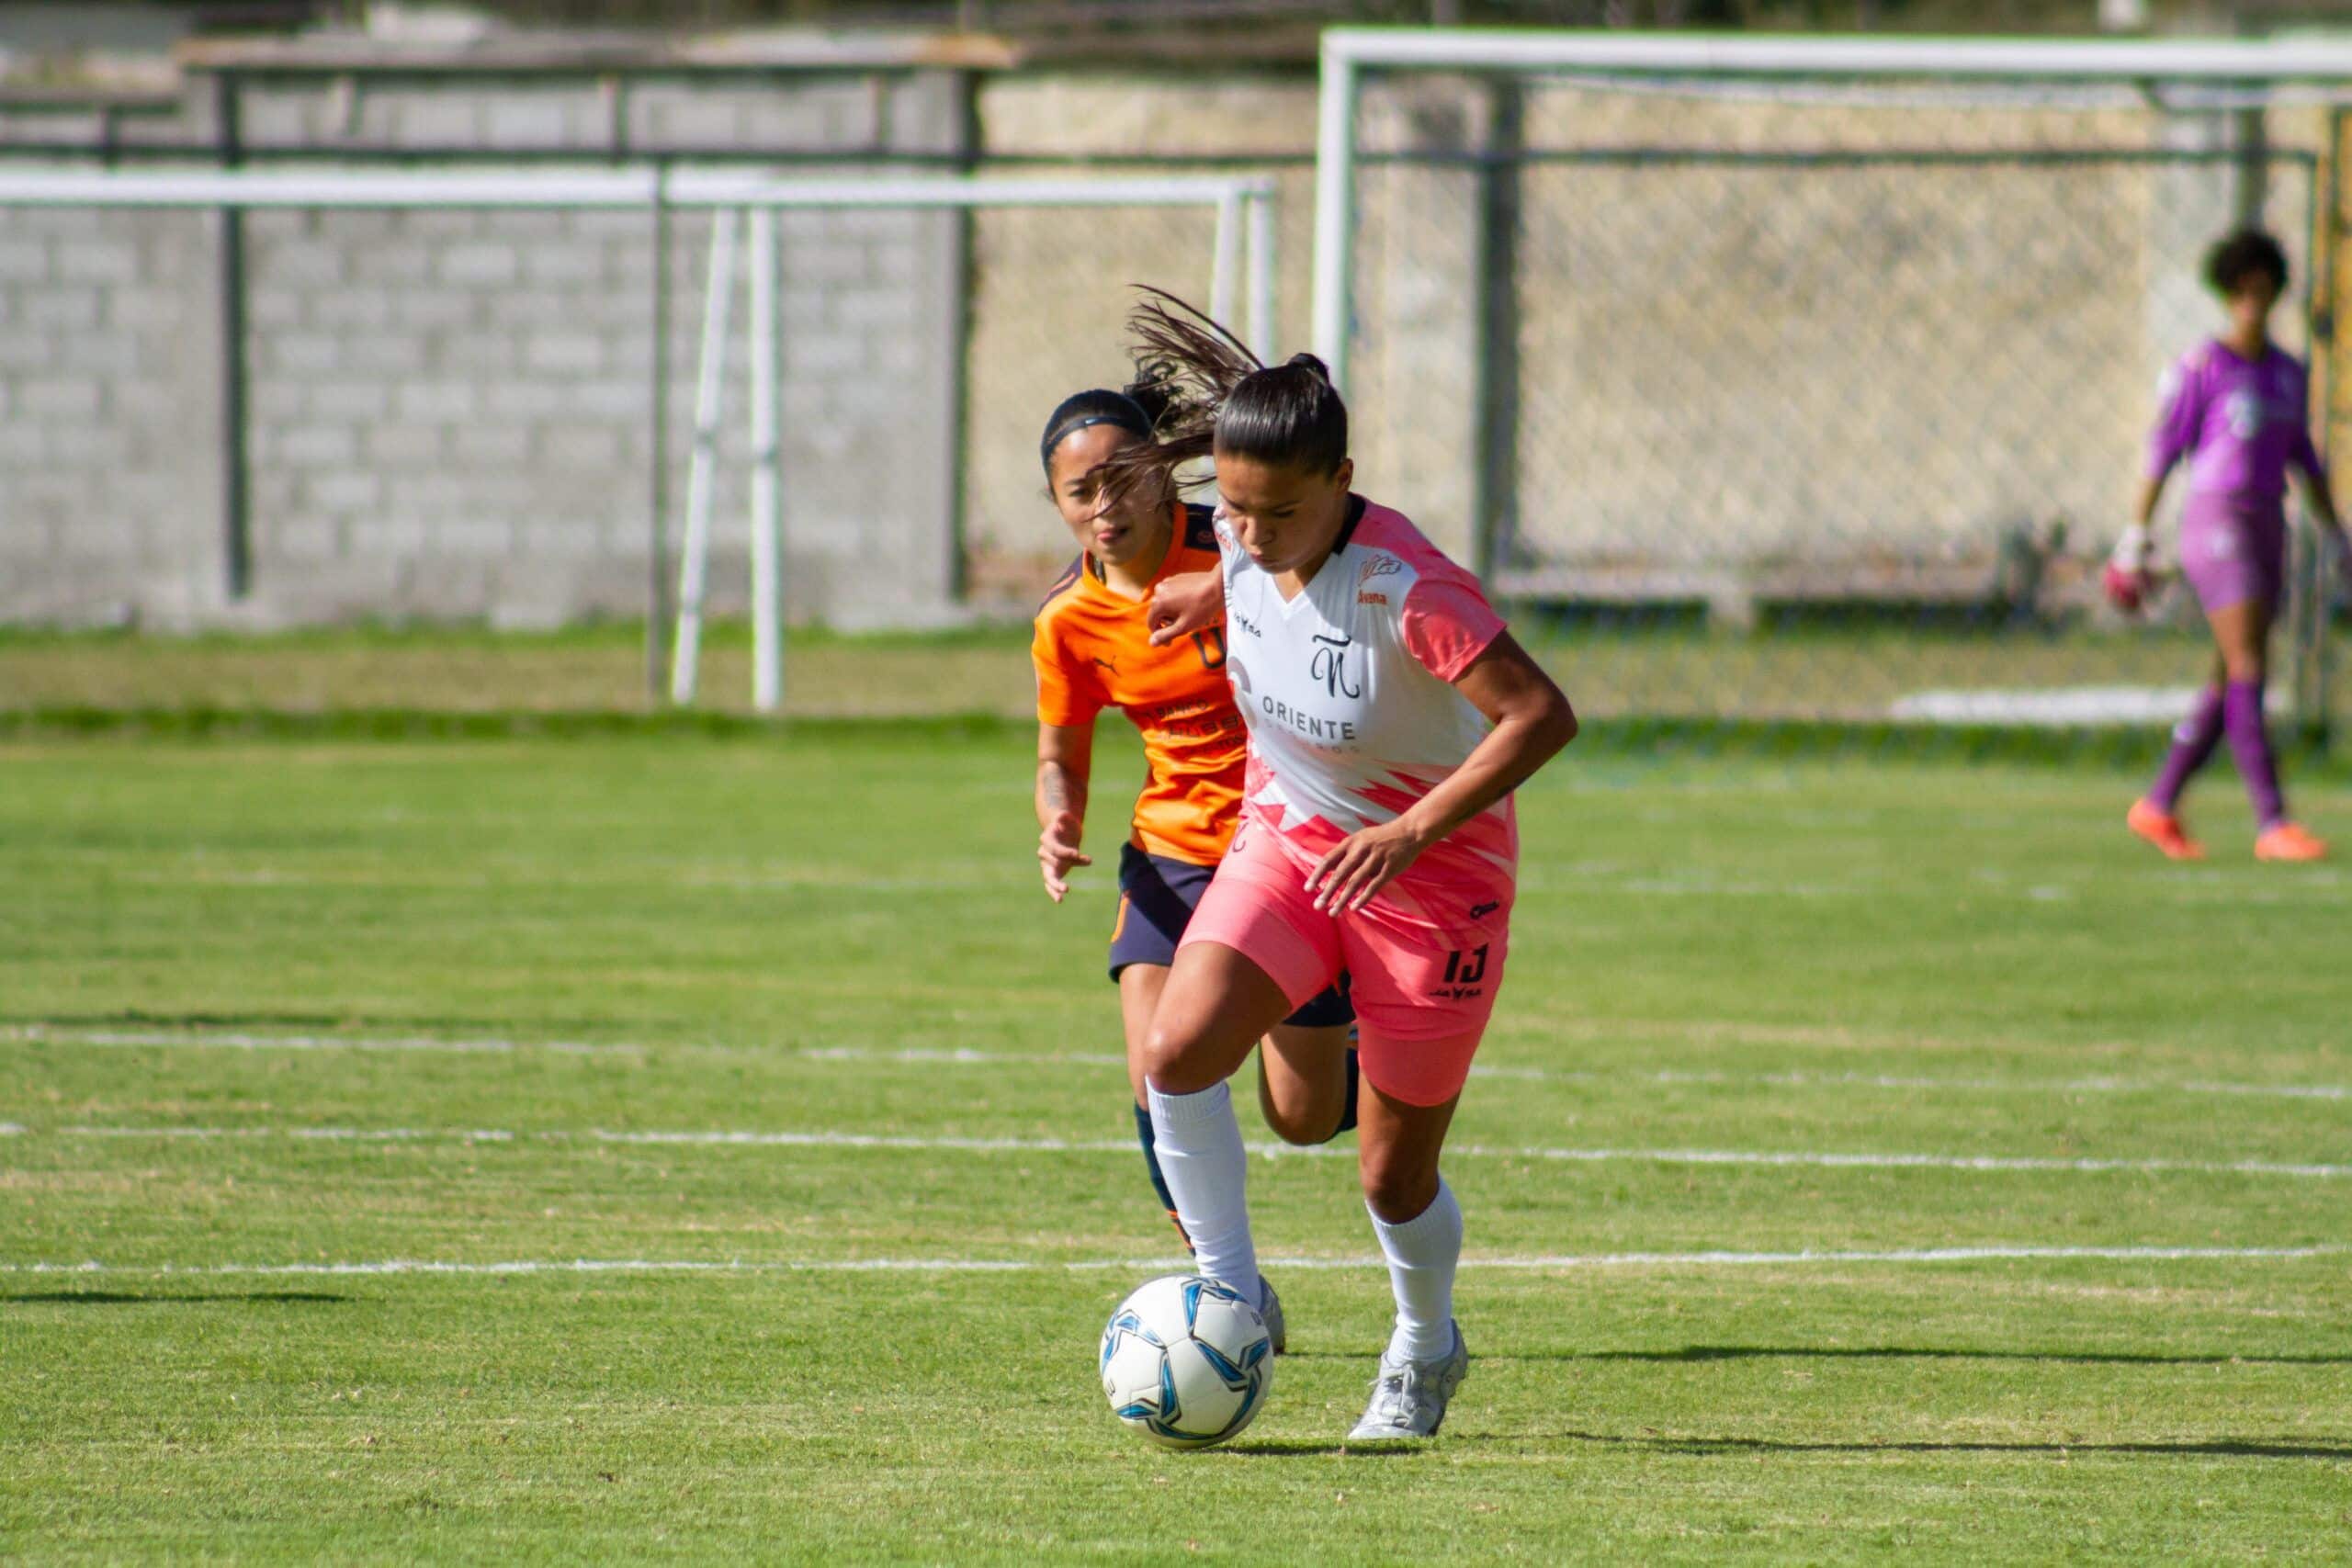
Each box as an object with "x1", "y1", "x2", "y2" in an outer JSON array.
[
  {"x1": 6, "y1": 725, "x2": 2351, "y2": 1562},
  {"x1": 6, "y1": 614, "x2": 2333, "y2": 730}
]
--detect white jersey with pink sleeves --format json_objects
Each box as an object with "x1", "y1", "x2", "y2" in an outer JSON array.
[{"x1": 1215, "y1": 495, "x2": 1515, "y2": 930}]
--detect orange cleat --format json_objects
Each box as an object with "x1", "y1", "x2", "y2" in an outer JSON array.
[
  {"x1": 2126, "y1": 799, "x2": 2205, "y2": 861},
  {"x1": 2254, "y1": 822, "x2": 2329, "y2": 863}
]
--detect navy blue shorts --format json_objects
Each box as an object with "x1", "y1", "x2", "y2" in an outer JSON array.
[{"x1": 1110, "y1": 842, "x2": 1353, "y2": 1028}]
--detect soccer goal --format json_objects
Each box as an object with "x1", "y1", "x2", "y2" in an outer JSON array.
[
  {"x1": 0, "y1": 164, "x2": 1277, "y2": 714},
  {"x1": 1310, "y1": 31, "x2": 2352, "y2": 737},
  {"x1": 661, "y1": 172, "x2": 1280, "y2": 709}
]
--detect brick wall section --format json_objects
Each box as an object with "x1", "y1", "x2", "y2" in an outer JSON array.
[
  {"x1": 0, "y1": 69, "x2": 964, "y2": 629},
  {"x1": 0, "y1": 204, "x2": 225, "y2": 622}
]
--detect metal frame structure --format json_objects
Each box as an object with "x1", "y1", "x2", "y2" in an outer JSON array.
[
  {"x1": 1310, "y1": 28, "x2": 2352, "y2": 738},
  {"x1": 0, "y1": 164, "x2": 1279, "y2": 713},
  {"x1": 1313, "y1": 28, "x2": 2352, "y2": 390}
]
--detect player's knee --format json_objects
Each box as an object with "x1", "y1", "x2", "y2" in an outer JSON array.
[
  {"x1": 1359, "y1": 1151, "x2": 1438, "y2": 1224},
  {"x1": 1260, "y1": 1097, "x2": 1335, "y2": 1147},
  {"x1": 1142, "y1": 1021, "x2": 1218, "y2": 1097}
]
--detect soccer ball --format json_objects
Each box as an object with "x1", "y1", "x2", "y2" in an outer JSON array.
[{"x1": 1098, "y1": 1275, "x2": 1272, "y2": 1450}]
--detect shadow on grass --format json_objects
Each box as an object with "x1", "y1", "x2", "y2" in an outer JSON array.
[
  {"x1": 1566, "y1": 1344, "x2": 2352, "y2": 1370},
  {"x1": 4, "y1": 1291, "x2": 352, "y2": 1305},
  {"x1": 1222, "y1": 1438, "x2": 1431, "y2": 1459},
  {"x1": 1283, "y1": 1345, "x2": 2352, "y2": 1369},
  {"x1": 1478, "y1": 1432, "x2": 2352, "y2": 1461}
]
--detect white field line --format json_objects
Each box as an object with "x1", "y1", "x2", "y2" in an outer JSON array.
[
  {"x1": 0, "y1": 1026, "x2": 647, "y2": 1057},
  {"x1": 11, "y1": 1028, "x2": 2350, "y2": 1105},
  {"x1": 8, "y1": 1121, "x2": 2349, "y2": 1179},
  {"x1": 798, "y1": 1045, "x2": 2352, "y2": 1104},
  {"x1": 1, "y1": 1244, "x2": 2342, "y2": 1280}
]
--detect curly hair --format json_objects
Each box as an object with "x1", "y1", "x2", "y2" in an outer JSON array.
[{"x1": 2205, "y1": 229, "x2": 2290, "y2": 297}]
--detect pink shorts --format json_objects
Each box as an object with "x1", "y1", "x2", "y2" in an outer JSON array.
[{"x1": 1180, "y1": 823, "x2": 1510, "y2": 1107}]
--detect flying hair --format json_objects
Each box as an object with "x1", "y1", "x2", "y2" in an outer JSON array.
[{"x1": 1091, "y1": 287, "x2": 1351, "y2": 510}]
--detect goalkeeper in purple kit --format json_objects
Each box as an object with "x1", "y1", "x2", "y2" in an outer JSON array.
[{"x1": 2115, "y1": 230, "x2": 2350, "y2": 863}]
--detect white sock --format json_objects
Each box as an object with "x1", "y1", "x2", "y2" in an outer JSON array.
[
  {"x1": 1146, "y1": 1079, "x2": 1260, "y2": 1303},
  {"x1": 1369, "y1": 1176, "x2": 1461, "y2": 1363}
]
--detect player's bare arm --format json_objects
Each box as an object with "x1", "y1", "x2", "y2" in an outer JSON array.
[
  {"x1": 1145, "y1": 569, "x2": 1220, "y2": 647},
  {"x1": 1035, "y1": 721, "x2": 1094, "y2": 902},
  {"x1": 1306, "y1": 633, "x2": 1577, "y2": 914}
]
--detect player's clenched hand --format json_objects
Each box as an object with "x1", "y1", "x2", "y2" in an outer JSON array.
[
  {"x1": 1038, "y1": 811, "x2": 1091, "y2": 903},
  {"x1": 1305, "y1": 819, "x2": 1429, "y2": 915},
  {"x1": 1146, "y1": 570, "x2": 1221, "y2": 648}
]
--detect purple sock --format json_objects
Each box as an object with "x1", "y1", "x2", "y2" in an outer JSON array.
[
  {"x1": 2222, "y1": 679, "x2": 2288, "y2": 829},
  {"x1": 2147, "y1": 686, "x2": 2223, "y2": 812}
]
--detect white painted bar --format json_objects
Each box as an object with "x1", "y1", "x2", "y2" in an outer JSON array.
[
  {"x1": 1324, "y1": 27, "x2": 2352, "y2": 81},
  {"x1": 668, "y1": 207, "x2": 740, "y2": 706},
  {"x1": 746, "y1": 208, "x2": 782, "y2": 715}
]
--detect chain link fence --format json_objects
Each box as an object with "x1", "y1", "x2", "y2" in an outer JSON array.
[{"x1": 1343, "y1": 73, "x2": 2343, "y2": 740}]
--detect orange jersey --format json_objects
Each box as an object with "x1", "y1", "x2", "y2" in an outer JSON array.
[{"x1": 1032, "y1": 503, "x2": 1245, "y2": 866}]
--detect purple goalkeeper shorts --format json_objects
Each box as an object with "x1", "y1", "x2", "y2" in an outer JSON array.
[{"x1": 2178, "y1": 492, "x2": 2288, "y2": 615}]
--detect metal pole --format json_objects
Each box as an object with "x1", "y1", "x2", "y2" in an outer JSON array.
[
  {"x1": 214, "y1": 73, "x2": 251, "y2": 602},
  {"x1": 670, "y1": 207, "x2": 739, "y2": 705},
  {"x1": 1313, "y1": 43, "x2": 1358, "y2": 390},
  {"x1": 2315, "y1": 115, "x2": 2345, "y2": 750},
  {"x1": 748, "y1": 207, "x2": 783, "y2": 715},
  {"x1": 1211, "y1": 187, "x2": 1242, "y2": 333},
  {"x1": 1246, "y1": 185, "x2": 1276, "y2": 362},
  {"x1": 645, "y1": 170, "x2": 672, "y2": 705}
]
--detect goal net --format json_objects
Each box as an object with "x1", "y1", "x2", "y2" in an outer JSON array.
[{"x1": 1316, "y1": 31, "x2": 2349, "y2": 738}]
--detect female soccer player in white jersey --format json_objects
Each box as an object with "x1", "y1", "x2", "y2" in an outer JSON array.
[
  {"x1": 1029, "y1": 374, "x2": 1360, "y2": 1345},
  {"x1": 2116, "y1": 230, "x2": 2349, "y2": 862},
  {"x1": 1093, "y1": 293, "x2": 1579, "y2": 1439}
]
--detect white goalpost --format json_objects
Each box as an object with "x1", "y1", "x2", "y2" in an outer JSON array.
[
  {"x1": 1308, "y1": 29, "x2": 2352, "y2": 732},
  {"x1": 0, "y1": 164, "x2": 1279, "y2": 715},
  {"x1": 661, "y1": 173, "x2": 1282, "y2": 710}
]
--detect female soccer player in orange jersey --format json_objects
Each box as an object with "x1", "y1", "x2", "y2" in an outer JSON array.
[{"x1": 1029, "y1": 372, "x2": 1356, "y2": 1346}]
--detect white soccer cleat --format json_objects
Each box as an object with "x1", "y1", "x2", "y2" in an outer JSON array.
[
  {"x1": 1258, "y1": 1273, "x2": 1287, "y2": 1357},
  {"x1": 1347, "y1": 1320, "x2": 1468, "y2": 1440}
]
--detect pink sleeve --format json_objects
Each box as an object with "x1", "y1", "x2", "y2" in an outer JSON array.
[
  {"x1": 1401, "y1": 570, "x2": 1507, "y2": 683},
  {"x1": 2143, "y1": 355, "x2": 2205, "y2": 479}
]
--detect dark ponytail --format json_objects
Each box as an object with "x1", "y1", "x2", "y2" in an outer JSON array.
[
  {"x1": 1093, "y1": 288, "x2": 1350, "y2": 508},
  {"x1": 1217, "y1": 352, "x2": 1347, "y2": 478}
]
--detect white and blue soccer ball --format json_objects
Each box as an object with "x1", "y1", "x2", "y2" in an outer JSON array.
[{"x1": 1099, "y1": 1274, "x2": 1272, "y2": 1450}]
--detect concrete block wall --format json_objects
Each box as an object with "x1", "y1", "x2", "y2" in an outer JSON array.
[
  {"x1": 0, "y1": 205, "x2": 225, "y2": 623},
  {"x1": 0, "y1": 68, "x2": 966, "y2": 629}
]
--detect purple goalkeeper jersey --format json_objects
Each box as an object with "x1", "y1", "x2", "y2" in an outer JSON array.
[{"x1": 2144, "y1": 338, "x2": 2324, "y2": 501}]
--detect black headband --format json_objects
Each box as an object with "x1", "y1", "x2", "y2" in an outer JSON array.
[{"x1": 1039, "y1": 395, "x2": 1154, "y2": 474}]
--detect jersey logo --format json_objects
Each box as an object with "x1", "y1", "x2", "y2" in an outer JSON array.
[
  {"x1": 2225, "y1": 390, "x2": 2261, "y2": 439},
  {"x1": 1310, "y1": 633, "x2": 1362, "y2": 700},
  {"x1": 1092, "y1": 654, "x2": 1120, "y2": 673},
  {"x1": 1358, "y1": 554, "x2": 1402, "y2": 585},
  {"x1": 1469, "y1": 900, "x2": 1499, "y2": 920},
  {"x1": 1358, "y1": 592, "x2": 1388, "y2": 607}
]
